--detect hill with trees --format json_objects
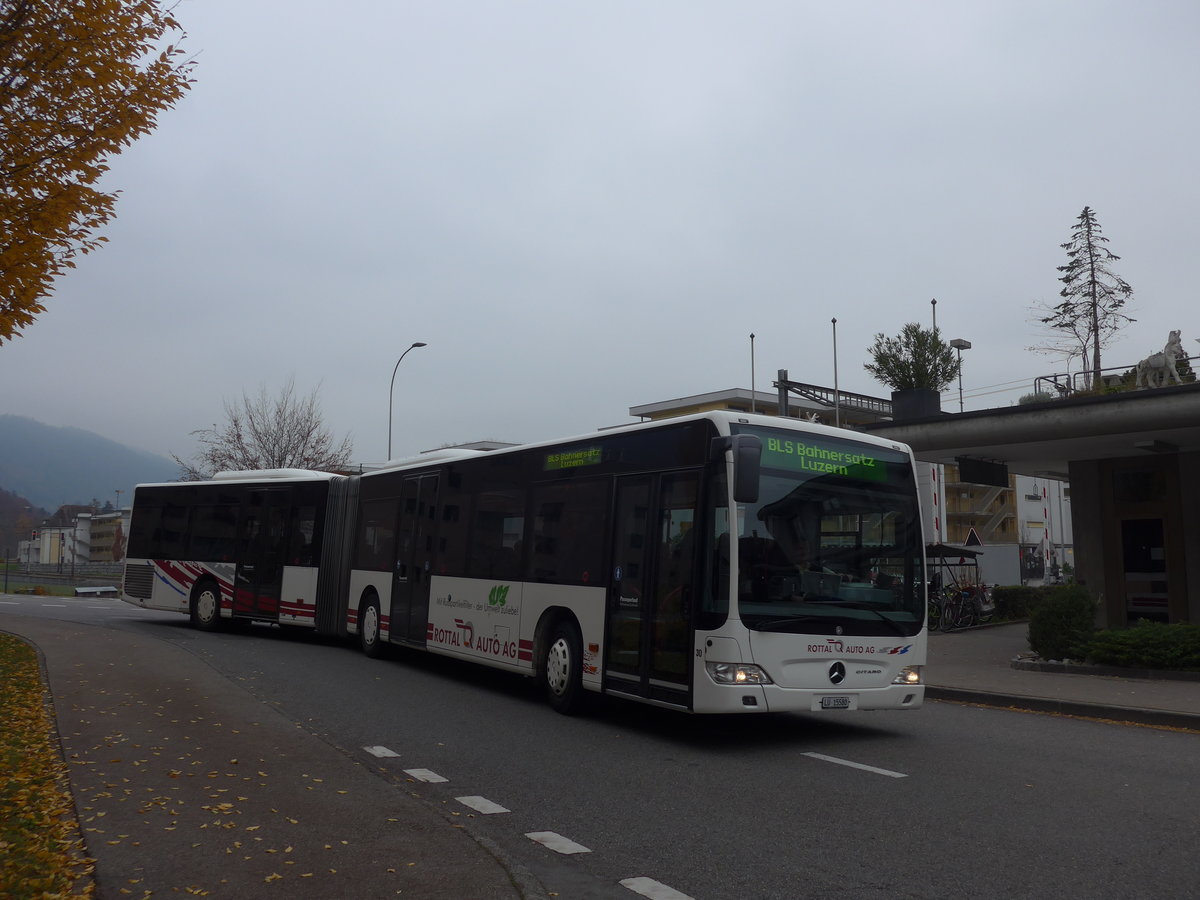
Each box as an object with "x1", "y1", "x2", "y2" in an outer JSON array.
[{"x1": 0, "y1": 415, "x2": 176, "y2": 512}]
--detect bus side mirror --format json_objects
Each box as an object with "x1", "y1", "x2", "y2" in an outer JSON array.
[{"x1": 711, "y1": 435, "x2": 761, "y2": 504}]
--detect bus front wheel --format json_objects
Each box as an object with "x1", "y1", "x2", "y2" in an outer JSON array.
[
  {"x1": 190, "y1": 581, "x2": 223, "y2": 632},
  {"x1": 543, "y1": 620, "x2": 584, "y2": 714},
  {"x1": 360, "y1": 597, "x2": 387, "y2": 658}
]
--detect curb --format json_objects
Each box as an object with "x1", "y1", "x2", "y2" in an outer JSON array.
[
  {"x1": 1011, "y1": 658, "x2": 1200, "y2": 682},
  {"x1": 925, "y1": 686, "x2": 1200, "y2": 731}
]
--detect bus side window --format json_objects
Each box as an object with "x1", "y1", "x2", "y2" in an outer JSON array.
[
  {"x1": 469, "y1": 489, "x2": 524, "y2": 581},
  {"x1": 128, "y1": 505, "x2": 163, "y2": 558},
  {"x1": 356, "y1": 499, "x2": 398, "y2": 572},
  {"x1": 289, "y1": 506, "x2": 318, "y2": 566},
  {"x1": 156, "y1": 504, "x2": 188, "y2": 558},
  {"x1": 530, "y1": 479, "x2": 608, "y2": 585},
  {"x1": 437, "y1": 472, "x2": 469, "y2": 575},
  {"x1": 698, "y1": 474, "x2": 731, "y2": 630},
  {"x1": 189, "y1": 504, "x2": 238, "y2": 561}
]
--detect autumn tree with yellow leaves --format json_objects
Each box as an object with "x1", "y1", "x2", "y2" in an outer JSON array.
[{"x1": 0, "y1": 0, "x2": 194, "y2": 343}]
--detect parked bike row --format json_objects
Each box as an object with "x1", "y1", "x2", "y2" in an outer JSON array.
[{"x1": 927, "y1": 583, "x2": 995, "y2": 632}]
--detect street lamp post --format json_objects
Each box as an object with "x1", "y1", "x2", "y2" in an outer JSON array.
[
  {"x1": 749, "y1": 333, "x2": 756, "y2": 413},
  {"x1": 950, "y1": 338, "x2": 972, "y2": 412},
  {"x1": 388, "y1": 341, "x2": 428, "y2": 460},
  {"x1": 832, "y1": 318, "x2": 841, "y2": 428}
]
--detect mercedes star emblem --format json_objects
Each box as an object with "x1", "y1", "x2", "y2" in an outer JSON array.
[{"x1": 828, "y1": 661, "x2": 846, "y2": 685}]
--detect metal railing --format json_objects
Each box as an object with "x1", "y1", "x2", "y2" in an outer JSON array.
[{"x1": 1033, "y1": 354, "x2": 1199, "y2": 399}]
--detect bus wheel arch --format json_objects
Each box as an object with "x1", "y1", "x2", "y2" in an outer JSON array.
[
  {"x1": 535, "y1": 610, "x2": 585, "y2": 714},
  {"x1": 359, "y1": 590, "x2": 387, "y2": 658},
  {"x1": 190, "y1": 578, "x2": 224, "y2": 632}
]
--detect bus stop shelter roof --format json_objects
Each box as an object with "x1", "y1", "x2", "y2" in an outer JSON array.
[
  {"x1": 862, "y1": 382, "x2": 1200, "y2": 480},
  {"x1": 926, "y1": 543, "x2": 982, "y2": 559}
]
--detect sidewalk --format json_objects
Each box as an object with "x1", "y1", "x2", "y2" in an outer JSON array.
[
  {"x1": 926, "y1": 621, "x2": 1200, "y2": 730},
  {"x1": 3, "y1": 613, "x2": 538, "y2": 900}
]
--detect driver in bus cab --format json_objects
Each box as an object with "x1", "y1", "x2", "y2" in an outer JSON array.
[{"x1": 756, "y1": 514, "x2": 814, "y2": 601}]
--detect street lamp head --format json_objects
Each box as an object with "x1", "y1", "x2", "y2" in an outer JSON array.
[
  {"x1": 950, "y1": 338, "x2": 972, "y2": 350},
  {"x1": 411, "y1": 341, "x2": 427, "y2": 348}
]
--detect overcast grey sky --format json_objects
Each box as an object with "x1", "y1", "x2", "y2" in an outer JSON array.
[{"x1": 4, "y1": 0, "x2": 1198, "y2": 466}]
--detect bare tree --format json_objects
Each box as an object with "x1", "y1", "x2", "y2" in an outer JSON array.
[
  {"x1": 1033, "y1": 207, "x2": 1134, "y2": 387},
  {"x1": 173, "y1": 379, "x2": 354, "y2": 481},
  {"x1": 1027, "y1": 296, "x2": 1091, "y2": 378}
]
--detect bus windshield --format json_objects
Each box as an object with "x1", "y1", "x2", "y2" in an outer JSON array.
[{"x1": 730, "y1": 426, "x2": 924, "y2": 637}]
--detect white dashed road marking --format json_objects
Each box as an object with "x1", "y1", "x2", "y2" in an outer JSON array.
[
  {"x1": 620, "y1": 877, "x2": 696, "y2": 900},
  {"x1": 525, "y1": 832, "x2": 592, "y2": 855},
  {"x1": 404, "y1": 768, "x2": 449, "y2": 783},
  {"x1": 456, "y1": 795, "x2": 509, "y2": 814},
  {"x1": 363, "y1": 745, "x2": 400, "y2": 758},
  {"x1": 802, "y1": 751, "x2": 907, "y2": 778}
]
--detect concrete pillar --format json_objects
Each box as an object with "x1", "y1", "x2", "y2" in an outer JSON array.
[{"x1": 1067, "y1": 459, "x2": 1110, "y2": 627}]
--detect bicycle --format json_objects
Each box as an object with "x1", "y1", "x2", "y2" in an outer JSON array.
[
  {"x1": 926, "y1": 592, "x2": 943, "y2": 631},
  {"x1": 939, "y1": 585, "x2": 980, "y2": 631}
]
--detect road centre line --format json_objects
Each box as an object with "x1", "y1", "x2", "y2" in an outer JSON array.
[
  {"x1": 456, "y1": 795, "x2": 509, "y2": 814},
  {"x1": 802, "y1": 751, "x2": 907, "y2": 778},
  {"x1": 405, "y1": 768, "x2": 448, "y2": 783},
  {"x1": 620, "y1": 877, "x2": 696, "y2": 899},
  {"x1": 525, "y1": 831, "x2": 591, "y2": 855}
]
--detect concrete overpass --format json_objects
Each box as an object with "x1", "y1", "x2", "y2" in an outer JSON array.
[{"x1": 865, "y1": 383, "x2": 1200, "y2": 628}]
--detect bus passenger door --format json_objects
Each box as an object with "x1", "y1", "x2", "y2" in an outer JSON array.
[
  {"x1": 392, "y1": 474, "x2": 440, "y2": 643},
  {"x1": 234, "y1": 491, "x2": 287, "y2": 618},
  {"x1": 605, "y1": 472, "x2": 698, "y2": 706}
]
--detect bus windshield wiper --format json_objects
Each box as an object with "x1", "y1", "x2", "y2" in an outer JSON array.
[
  {"x1": 745, "y1": 615, "x2": 847, "y2": 633},
  {"x1": 827, "y1": 601, "x2": 910, "y2": 637}
]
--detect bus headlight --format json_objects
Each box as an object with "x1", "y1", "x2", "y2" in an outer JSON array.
[
  {"x1": 706, "y1": 662, "x2": 773, "y2": 685},
  {"x1": 892, "y1": 665, "x2": 922, "y2": 685}
]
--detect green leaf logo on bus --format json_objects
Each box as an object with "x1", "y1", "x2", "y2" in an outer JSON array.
[{"x1": 489, "y1": 585, "x2": 510, "y2": 607}]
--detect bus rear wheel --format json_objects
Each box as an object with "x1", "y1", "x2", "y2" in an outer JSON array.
[
  {"x1": 543, "y1": 620, "x2": 584, "y2": 714},
  {"x1": 190, "y1": 581, "x2": 223, "y2": 632},
  {"x1": 359, "y1": 597, "x2": 387, "y2": 658}
]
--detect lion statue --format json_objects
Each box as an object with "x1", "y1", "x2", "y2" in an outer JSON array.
[{"x1": 1135, "y1": 330, "x2": 1184, "y2": 389}]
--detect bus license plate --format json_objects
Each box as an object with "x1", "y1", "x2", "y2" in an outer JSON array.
[{"x1": 818, "y1": 696, "x2": 854, "y2": 710}]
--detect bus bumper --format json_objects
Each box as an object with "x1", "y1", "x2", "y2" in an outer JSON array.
[
  {"x1": 692, "y1": 682, "x2": 924, "y2": 714},
  {"x1": 761, "y1": 683, "x2": 924, "y2": 713}
]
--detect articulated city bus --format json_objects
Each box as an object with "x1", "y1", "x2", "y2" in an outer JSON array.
[
  {"x1": 123, "y1": 412, "x2": 927, "y2": 714},
  {"x1": 122, "y1": 470, "x2": 353, "y2": 632}
]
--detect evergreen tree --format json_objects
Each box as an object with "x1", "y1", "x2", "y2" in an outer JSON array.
[
  {"x1": 864, "y1": 322, "x2": 960, "y2": 392},
  {"x1": 1040, "y1": 207, "x2": 1134, "y2": 387}
]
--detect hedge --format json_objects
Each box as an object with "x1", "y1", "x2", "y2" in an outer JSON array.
[{"x1": 1086, "y1": 621, "x2": 1200, "y2": 670}]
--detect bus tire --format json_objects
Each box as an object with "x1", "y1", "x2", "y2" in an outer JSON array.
[
  {"x1": 190, "y1": 580, "x2": 223, "y2": 632},
  {"x1": 542, "y1": 619, "x2": 584, "y2": 714},
  {"x1": 359, "y1": 596, "x2": 387, "y2": 659}
]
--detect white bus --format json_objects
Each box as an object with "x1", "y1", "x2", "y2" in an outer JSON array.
[
  {"x1": 123, "y1": 412, "x2": 927, "y2": 715},
  {"x1": 121, "y1": 470, "x2": 352, "y2": 632}
]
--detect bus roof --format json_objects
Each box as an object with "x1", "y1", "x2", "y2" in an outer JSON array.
[
  {"x1": 132, "y1": 468, "x2": 347, "y2": 490},
  {"x1": 211, "y1": 468, "x2": 346, "y2": 482},
  {"x1": 361, "y1": 410, "x2": 914, "y2": 478}
]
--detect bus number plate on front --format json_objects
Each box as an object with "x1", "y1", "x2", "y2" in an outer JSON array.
[{"x1": 818, "y1": 696, "x2": 855, "y2": 710}]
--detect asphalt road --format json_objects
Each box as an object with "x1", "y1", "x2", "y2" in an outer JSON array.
[{"x1": 5, "y1": 594, "x2": 1199, "y2": 900}]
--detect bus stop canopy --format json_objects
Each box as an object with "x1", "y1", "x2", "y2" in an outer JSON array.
[{"x1": 926, "y1": 543, "x2": 982, "y2": 559}]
